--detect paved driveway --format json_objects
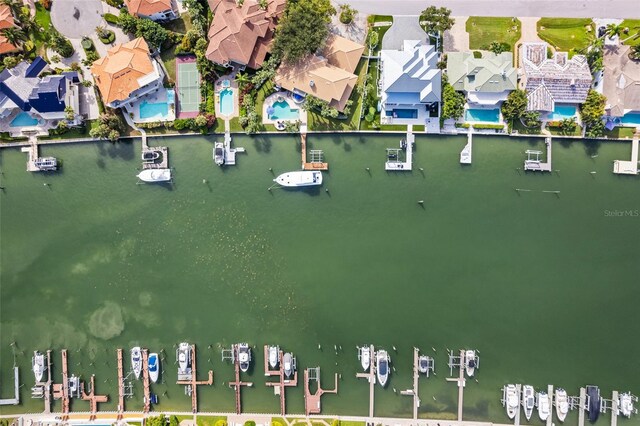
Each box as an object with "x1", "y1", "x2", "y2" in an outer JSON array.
[
  {"x1": 382, "y1": 16, "x2": 427, "y2": 50},
  {"x1": 51, "y1": 0, "x2": 104, "y2": 39}
]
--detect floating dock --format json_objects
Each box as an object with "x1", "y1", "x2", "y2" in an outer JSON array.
[
  {"x1": 524, "y1": 137, "x2": 552, "y2": 172},
  {"x1": 0, "y1": 367, "x2": 20, "y2": 406},
  {"x1": 446, "y1": 350, "x2": 466, "y2": 422},
  {"x1": 301, "y1": 133, "x2": 328, "y2": 170},
  {"x1": 176, "y1": 344, "x2": 213, "y2": 413},
  {"x1": 460, "y1": 128, "x2": 472, "y2": 164},
  {"x1": 264, "y1": 345, "x2": 298, "y2": 415},
  {"x1": 613, "y1": 131, "x2": 639, "y2": 175},
  {"x1": 385, "y1": 130, "x2": 414, "y2": 170},
  {"x1": 227, "y1": 344, "x2": 253, "y2": 414},
  {"x1": 355, "y1": 344, "x2": 376, "y2": 418},
  {"x1": 304, "y1": 367, "x2": 338, "y2": 415}
]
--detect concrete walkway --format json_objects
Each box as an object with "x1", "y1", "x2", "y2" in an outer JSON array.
[
  {"x1": 382, "y1": 15, "x2": 427, "y2": 50},
  {"x1": 443, "y1": 16, "x2": 469, "y2": 52}
]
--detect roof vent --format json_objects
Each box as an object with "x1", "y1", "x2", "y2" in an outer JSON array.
[{"x1": 309, "y1": 80, "x2": 315, "y2": 87}]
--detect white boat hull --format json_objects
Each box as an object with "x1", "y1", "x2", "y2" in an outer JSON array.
[
  {"x1": 32, "y1": 352, "x2": 45, "y2": 383},
  {"x1": 137, "y1": 168, "x2": 171, "y2": 182},
  {"x1": 268, "y1": 346, "x2": 279, "y2": 369},
  {"x1": 360, "y1": 346, "x2": 370, "y2": 372},
  {"x1": 214, "y1": 143, "x2": 224, "y2": 166},
  {"x1": 178, "y1": 342, "x2": 191, "y2": 374},
  {"x1": 537, "y1": 392, "x2": 550, "y2": 421},
  {"x1": 376, "y1": 350, "x2": 389, "y2": 388},
  {"x1": 465, "y1": 350, "x2": 476, "y2": 377},
  {"x1": 274, "y1": 171, "x2": 322, "y2": 187},
  {"x1": 283, "y1": 353, "x2": 293, "y2": 378},
  {"x1": 504, "y1": 384, "x2": 519, "y2": 420},
  {"x1": 131, "y1": 347, "x2": 142, "y2": 380},
  {"x1": 523, "y1": 385, "x2": 535, "y2": 421},
  {"x1": 148, "y1": 353, "x2": 160, "y2": 383},
  {"x1": 555, "y1": 389, "x2": 569, "y2": 422}
]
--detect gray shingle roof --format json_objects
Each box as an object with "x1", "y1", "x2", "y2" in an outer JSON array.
[{"x1": 446, "y1": 51, "x2": 517, "y2": 94}]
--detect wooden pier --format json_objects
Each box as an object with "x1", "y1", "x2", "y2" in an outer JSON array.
[
  {"x1": 43, "y1": 350, "x2": 53, "y2": 413},
  {"x1": 142, "y1": 349, "x2": 151, "y2": 413},
  {"x1": 304, "y1": 367, "x2": 338, "y2": 415},
  {"x1": 55, "y1": 349, "x2": 71, "y2": 414},
  {"x1": 524, "y1": 137, "x2": 552, "y2": 172},
  {"x1": 0, "y1": 367, "x2": 19, "y2": 406},
  {"x1": 546, "y1": 384, "x2": 554, "y2": 426},
  {"x1": 611, "y1": 391, "x2": 619, "y2": 426},
  {"x1": 578, "y1": 387, "x2": 586, "y2": 426},
  {"x1": 400, "y1": 347, "x2": 421, "y2": 419},
  {"x1": 80, "y1": 374, "x2": 108, "y2": 419},
  {"x1": 301, "y1": 133, "x2": 328, "y2": 170},
  {"x1": 355, "y1": 344, "x2": 376, "y2": 418},
  {"x1": 264, "y1": 346, "x2": 298, "y2": 415},
  {"x1": 228, "y1": 344, "x2": 253, "y2": 414},
  {"x1": 117, "y1": 348, "x2": 125, "y2": 413},
  {"x1": 514, "y1": 384, "x2": 522, "y2": 426},
  {"x1": 176, "y1": 345, "x2": 213, "y2": 413},
  {"x1": 385, "y1": 130, "x2": 414, "y2": 170},
  {"x1": 21, "y1": 136, "x2": 57, "y2": 172},
  {"x1": 446, "y1": 350, "x2": 466, "y2": 422},
  {"x1": 613, "y1": 131, "x2": 639, "y2": 175}
]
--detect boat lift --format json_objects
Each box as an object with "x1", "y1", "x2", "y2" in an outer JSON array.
[
  {"x1": 385, "y1": 131, "x2": 414, "y2": 171},
  {"x1": 221, "y1": 347, "x2": 235, "y2": 363}
]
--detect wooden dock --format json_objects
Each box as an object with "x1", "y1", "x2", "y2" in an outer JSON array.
[
  {"x1": 142, "y1": 349, "x2": 151, "y2": 413},
  {"x1": 0, "y1": 367, "x2": 19, "y2": 406},
  {"x1": 304, "y1": 367, "x2": 338, "y2": 415},
  {"x1": 514, "y1": 384, "x2": 522, "y2": 426},
  {"x1": 546, "y1": 385, "x2": 554, "y2": 426},
  {"x1": 43, "y1": 350, "x2": 52, "y2": 413},
  {"x1": 385, "y1": 130, "x2": 414, "y2": 171},
  {"x1": 228, "y1": 344, "x2": 253, "y2": 414},
  {"x1": 446, "y1": 350, "x2": 466, "y2": 422},
  {"x1": 264, "y1": 346, "x2": 298, "y2": 415},
  {"x1": 613, "y1": 131, "x2": 639, "y2": 175},
  {"x1": 611, "y1": 391, "x2": 619, "y2": 426},
  {"x1": 524, "y1": 137, "x2": 552, "y2": 172},
  {"x1": 301, "y1": 133, "x2": 328, "y2": 170},
  {"x1": 80, "y1": 374, "x2": 108, "y2": 419},
  {"x1": 578, "y1": 387, "x2": 586, "y2": 426},
  {"x1": 460, "y1": 128, "x2": 472, "y2": 164},
  {"x1": 60, "y1": 349, "x2": 70, "y2": 414},
  {"x1": 117, "y1": 349, "x2": 125, "y2": 413},
  {"x1": 400, "y1": 348, "x2": 421, "y2": 419},
  {"x1": 21, "y1": 137, "x2": 57, "y2": 172},
  {"x1": 355, "y1": 344, "x2": 376, "y2": 418},
  {"x1": 176, "y1": 345, "x2": 213, "y2": 413}
]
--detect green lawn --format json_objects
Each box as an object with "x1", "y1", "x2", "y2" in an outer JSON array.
[
  {"x1": 547, "y1": 124, "x2": 583, "y2": 136},
  {"x1": 160, "y1": 15, "x2": 193, "y2": 82},
  {"x1": 369, "y1": 24, "x2": 392, "y2": 55},
  {"x1": 511, "y1": 119, "x2": 542, "y2": 135},
  {"x1": 537, "y1": 18, "x2": 594, "y2": 53},
  {"x1": 33, "y1": 3, "x2": 52, "y2": 56},
  {"x1": 466, "y1": 17, "x2": 521, "y2": 51},
  {"x1": 164, "y1": 14, "x2": 193, "y2": 33},
  {"x1": 160, "y1": 46, "x2": 177, "y2": 82},
  {"x1": 413, "y1": 124, "x2": 425, "y2": 132},
  {"x1": 602, "y1": 126, "x2": 637, "y2": 139},
  {"x1": 367, "y1": 15, "x2": 393, "y2": 25},
  {"x1": 40, "y1": 120, "x2": 100, "y2": 140},
  {"x1": 229, "y1": 117, "x2": 243, "y2": 133},
  {"x1": 196, "y1": 415, "x2": 227, "y2": 426},
  {"x1": 620, "y1": 19, "x2": 640, "y2": 46}
]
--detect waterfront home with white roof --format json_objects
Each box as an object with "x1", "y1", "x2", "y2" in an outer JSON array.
[
  {"x1": 603, "y1": 45, "x2": 640, "y2": 128},
  {"x1": 379, "y1": 40, "x2": 441, "y2": 130},
  {"x1": 446, "y1": 51, "x2": 517, "y2": 107},
  {"x1": 520, "y1": 42, "x2": 592, "y2": 114}
]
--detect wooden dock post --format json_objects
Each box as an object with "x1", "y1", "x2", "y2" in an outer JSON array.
[{"x1": 578, "y1": 387, "x2": 586, "y2": 426}]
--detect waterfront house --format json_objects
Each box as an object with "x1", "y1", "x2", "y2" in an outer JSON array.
[
  {"x1": 0, "y1": 57, "x2": 81, "y2": 134},
  {"x1": 603, "y1": 45, "x2": 640, "y2": 126},
  {"x1": 446, "y1": 51, "x2": 517, "y2": 107},
  {"x1": 520, "y1": 42, "x2": 592, "y2": 113},
  {"x1": 205, "y1": 0, "x2": 286, "y2": 70},
  {"x1": 379, "y1": 40, "x2": 441, "y2": 130},
  {"x1": 274, "y1": 34, "x2": 365, "y2": 112},
  {"x1": 124, "y1": 0, "x2": 178, "y2": 21},
  {"x1": 0, "y1": 4, "x2": 20, "y2": 56},
  {"x1": 91, "y1": 38, "x2": 165, "y2": 109}
]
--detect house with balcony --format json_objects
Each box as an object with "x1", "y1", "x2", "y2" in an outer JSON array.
[
  {"x1": 0, "y1": 57, "x2": 81, "y2": 135},
  {"x1": 602, "y1": 44, "x2": 640, "y2": 128},
  {"x1": 520, "y1": 42, "x2": 592, "y2": 119},
  {"x1": 379, "y1": 40, "x2": 441, "y2": 131},
  {"x1": 124, "y1": 0, "x2": 178, "y2": 21},
  {"x1": 205, "y1": 0, "x2": 286, "y2": 70}
]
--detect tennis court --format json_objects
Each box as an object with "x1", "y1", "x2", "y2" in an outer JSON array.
[{"x1": 176, "y1": 58, "x2": 201, "y2": 118}]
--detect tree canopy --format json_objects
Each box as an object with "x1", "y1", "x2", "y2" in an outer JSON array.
[
  {"x1": 581, "y1": 89, "x2": 606, "y2": 138},
  {"x1": 419, "y1": 6, "x2": 454, "y2": 35},
  {"x1": 273, "y1": 0, "x2": 336, "y2": 64},
  {"x1": 501, "y1": 89, "x2": 528, "y2": 124},
  {"x1": 441, "y1": 76, "x2": 465, "y2": 121}
]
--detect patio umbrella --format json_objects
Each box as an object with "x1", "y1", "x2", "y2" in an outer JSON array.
[{"x1": 266, "y1": 106, "x2": 275, "y2": 117}]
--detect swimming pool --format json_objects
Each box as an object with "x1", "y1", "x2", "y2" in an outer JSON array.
[
  {"x1": 270, "y1": 100, "x2": 299, "y2": 120},
  {"x1": 465, "y1": 108, "x2": 500, "y2": 123},
  {"x1": 219, "y1": 88, "x2": 234, "y2": 115},
  {"x1": 550, "y1": 105, "x2": 577, "y2": 120},
  {"x1": 620, "y1": 112, "x2": 640, "y2": 126},
  {"x1": 139, "y1": 101, "x2": 169, "y2": 120},
  {"x1": 10, "y1": 112, "x2": 39, "y2": 127},
  {"x1": 385, "y1": 109, "x2": 418, "y2": 119}
]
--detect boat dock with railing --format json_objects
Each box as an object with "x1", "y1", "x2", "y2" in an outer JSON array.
[{"x1": 524, "y1": 137, "x2": 552, "y2": 172}]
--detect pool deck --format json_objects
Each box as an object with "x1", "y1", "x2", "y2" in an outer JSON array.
[
  {"x1": 613, "y1": 130, "x2": 639, "y2": 175},
  {"x1": 215, "y1": 75, "x2": 239, "y2": 120},
  {"x1": 126, "y1": 88, "x2": 176, "y2": 124},
  {"x1": 262, "y1": 92, "x2": 307, "y2": 128}
]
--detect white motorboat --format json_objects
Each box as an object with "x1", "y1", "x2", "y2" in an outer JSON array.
[
  {"x1": 137, "y1": 168, "x2": 171, "y2": 182},
  {"x1": 465, "y1": 350, "x2": 476, "y2": 377},
  {"x1": 213, "y1": 142, "x2": 224, "y2": 166},
  {"x1": 268, "y1": 346, "x2": 279, "y2": 369},
  {"x1": 359, "y1": 346, "x2": 371, "y2": 372},
  {"x1": 237, "y1": 343, "x2": 251, "y2": 373},
  {"x1": 178, "y1": 342, "x2": 191, "y2": 375},
  {"x1": 283, "y1": 352, "x2": 295, "y2": 378},
  {"x1": 273, "y1": 171, "x2": 322, "y2": 187},
  {"x1": 537, "y1": 391, "x2": 550, "y2": 421},
  {"x1": 418, "y1": 355, "x2": 430, "y2": 374},
  {"x1": 503, "y1": 384, "x2": 519, "y2": 419},
  {"x1": 555, "y1": 388, "x2": 569, "y2": 422},
  {"x1": 618, "y1": 392, "x2": 636, "y2": 418},
  {"x1": 32, "y1": 351, "x2": 46, "y2": 383},
  {"x1": 523, "y1": 385, "x2": 535, "y2": 421},
  {"x1": 131, "y1": 347, "x2": 142, "y2": 379},
  {"x1": 376, "y1": 350, "x2": 390, "y2": 388},
  {"x1": 148, "y1": 353, "x2": 160, "y2": 383}
]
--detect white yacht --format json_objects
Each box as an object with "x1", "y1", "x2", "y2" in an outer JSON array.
[
  {"x1": 523, "y1": 385, "x2": 535, "y2": 420},
  {"x1": 178, "y1": 342, "x2": 191, "y2": 375},
  {"x1": 274, "y1": 171, "x2": 322, "y2": 187},
  {"x1": 148, "y1": 353, "x2": 160, "y2": 383},
  {"x1": 503, "y1": 384, "x2": 519, "y2": 419},
  {"x1": 131, "y1": 347, "x2": 142, "y2": 379},
  {"x1": 418, "y1": 355, "x2": 430, "y2": 374},
  {"x1": 237, "y1": 343, "x2": 251, "y2": 373},
  {"x1": 537, "y1": 391, "x2": 550, "y2": 421},
  {"x1": 32, "y1": 351, "x2": 46, "y2": 383},
  {"x1": 618, "y1": 392, "x2": 637, "y2": 418},
  {"x1": 359, "y1": 346, "x2": 371, "y2": 372},
  {"x1": 283, "y1": 352, "x2": 295, "y2": 378},
  {"x1": 268, "y1": 345, "x2": 279, "y2": 369},
  {"x1": 213, "y1": 142, "x2": 224, "y2": 166},
  {"x1": 376, "y1": 350, "x2": 390, "y2": 388},
  {"x1": 555, "y1": 388, "x2": 569, "y2": 422},
  {"x1": 137, "y1": 168, "x2": 171, "y2": 182},
  {"x1": 465, "y1": 350, "x2": 476, "y2": 377}
]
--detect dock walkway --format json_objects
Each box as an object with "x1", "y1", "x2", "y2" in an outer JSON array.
[
  {"x1": 222, "y1": 131, "x2": 245, "y2": 166},
  {"x1": 264, "y1": 346, "x2": 298, "y2": 415},
  {"x1": 460, "y1": 128, "x2": 472, "y2": 164},
  {"x1": 304, "y1": 367, "x2": 338, "y2": 415},
  {"x1": 228, "y1": 344, "x2": 253, "y2": 414},
  {"x1": 176, "y1": 345, "x2": 214, "y2": 413},
  {"x1": 546, "y1": 385, "x2": 554, "y2": 426},
  {"x1": 613, "y1": 131, "x2": 639, "y2": 175},
  {"x1": 117, "y1": 349, "x2": 125, "y2": 413},
  {"x1": 399, "y1": 347, "x2": 421, "y2": 419},
  {"x1": 446, "y1": 350, "x2": 466, "y2": 422},
  {"x1": 524, "y1": 137, "x2": 552, "y2": 171},
  {"x1": 0, "y1": 367, "x2": 20, "y2": 405},
  {"x1": 386, "y1": 128, "x2": 414, "y2": 171},
  {"x1": 355, "y1": 345, "x2": 376, "y2": 418},
  {"x1": 301, "y1": 133, "x2": 328, "y2": 170},
  {"x1": 578, "y1": 387, "x2": 586, "y2": 426}
]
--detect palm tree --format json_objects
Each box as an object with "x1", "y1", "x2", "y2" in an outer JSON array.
[
  {"x1": 1, "y1": 26, "x2": 27, "y2": 47},
  {"x1": 0, "y1": 0, "x2": 22, "y2": 23},
  {"x1": 629, "y1": 45, "x2": 640, "y2": 61},
  {"x1": 604, "y1": 23, "x2": 624, "y2": 39},
  {"x1": 235, "y1": 72, "x2": 250, "y2": 87},
  {"x1": 18, "y1": 14, "x2": 37, "y2": 34}
]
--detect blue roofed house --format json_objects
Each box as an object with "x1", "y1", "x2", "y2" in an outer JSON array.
[
  {"x1": 379, "y1": 40, "x2": 441, "y2": 131},
  {"x1": 0, "y1": 57, "x2": 81, "y2": 135}
]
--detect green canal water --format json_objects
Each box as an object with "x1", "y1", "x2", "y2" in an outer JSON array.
[{"x1": 1, "y1": 133, "x2": 639, "y2": 423}]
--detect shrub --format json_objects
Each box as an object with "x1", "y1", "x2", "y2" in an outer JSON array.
[
  {"x1": 99, "y1": 30, "x2": 116, "y2": 44},
  {"x1": 473, "y1": 50, "x2": 482, "y2": 58},
  {"x1": 49, "y1": 29, "x2": 74, "y2": 58},
  {"x1": 105, "y1": 0, "x2": 124, "y2": 7},
  {"x1": 81, "y1": 38, "x2": 94, "y2": 51},
  {"x1": 103, "y1": 13, "x2": 119, "y2": 25},
  {"x1": 339, "y1": 4, "x2": 357, "y2": 25},
  {"x1": 367, "y1": 30, "x2": 378, "y2": 50}
]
